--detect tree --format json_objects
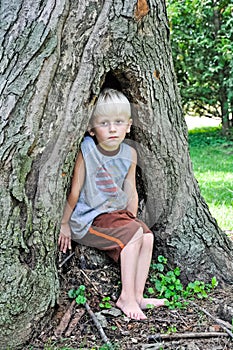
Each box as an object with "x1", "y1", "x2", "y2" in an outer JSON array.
[
  {"x1": 0, "y1": 0, "x2": 233, "y2": 348},
  {"x1": 167, "y1": 0, "x2": 233, "y2": 130}
]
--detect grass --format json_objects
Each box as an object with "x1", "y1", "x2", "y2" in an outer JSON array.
[{"x1": 188, "y1": 126, "x2": 233, "y2": 232}]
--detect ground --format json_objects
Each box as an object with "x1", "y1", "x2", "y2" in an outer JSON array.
[
  {"x1": 27, "y1": 244, "x2": 233, "y2": 350},
  {"x1": 28, "y1": 116, "x2": 232, "y2": 350}
]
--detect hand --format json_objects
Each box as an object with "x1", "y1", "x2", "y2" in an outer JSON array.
[{"x1": 58, "y1": 223, "x2": 72, "y2": 253}]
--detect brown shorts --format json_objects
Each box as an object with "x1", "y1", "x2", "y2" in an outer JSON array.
[{"x1": 76, "y1": 210, "x2": 152, "y2": 262}]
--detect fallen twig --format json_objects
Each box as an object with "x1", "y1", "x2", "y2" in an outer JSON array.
[
  {"x1": 59, "y1": 252, "x2": 75, "y2": 268},
  {"x1": 189, "y1": 300, "x2": 233, "y2": 339},
  {"x1": 80, "y1": 268, "x2": 100, "y2": 294},
  {"x1": 174, "y1": 311, "x2": 189, "y2": 328},
  {"x1": 85, "y1": 302, "x2": 113, "y2": 349},
  {"x1": 148, "y1": 331, "x2": 229, "y2": 341}
]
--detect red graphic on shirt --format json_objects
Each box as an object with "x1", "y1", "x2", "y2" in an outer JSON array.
[{"x1": 95, "y1": 166, "x2": 118, "y2": 196}]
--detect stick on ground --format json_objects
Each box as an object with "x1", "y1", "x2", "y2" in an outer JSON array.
[
  {"x1": 189, "y1": 300, "x2": 233, "y2": 339},
  {"x1": 85, "y1": 302, "x2": 113, "y2": 349},
  {"x1": 148, "y1": 331, "x2": 229, "y2": 341}
]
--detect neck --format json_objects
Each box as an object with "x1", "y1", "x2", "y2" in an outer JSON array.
[{"x1": 97, "y1": 144, "x2": 120, "y2": 156}]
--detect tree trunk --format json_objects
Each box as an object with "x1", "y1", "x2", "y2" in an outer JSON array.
[
  {"x1": 1, "y1": 0, "x2": 233, "y2": 348},
  {"x1": 213, "y1": 3, "x2": 232, "y2": 132},
  {"x1": 221, "y1": 84, "x2": 230, "y2": 132}
]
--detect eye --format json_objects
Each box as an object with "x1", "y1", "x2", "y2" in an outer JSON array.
[
  {"x1": 100, "y1": 121, "x2": 109, "y2": 126},
  {"x1": 115, "y1": 120, "x2": 124, "y2": 124}
]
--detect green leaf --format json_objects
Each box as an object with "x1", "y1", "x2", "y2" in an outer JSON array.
[
  {"x1": 76, "y1": 295, "x2": 86, "y2": 305},
  {"x1": 105, "y1": 302, "x2": 112, "y2": 309},
  {"x1": 174, "y1": 267, "x2": 181, "y2": 276},
  {"x1": 68, "y1": 289, "x2": 77, "y2": 299},
  {"x1": 212, "y1": 276, "x2": 218, "y2": 288},
  {"x1": 99, "y1": 301, "x2": 112, "y2": 309},
  {"x1": 165, "y1": 289, "x2": 174, "y2": 298},
  {"x1": 148, "y1": 287, "x2": 155, "y2": 295},
  {"x1": 79, "y1": 285, "x2": 86, "y2": 294},
  {"x1": 102, "y1": 296, "x2": 110, "y2": 301},
  {"x1": 175, "y1": 283, "x2": 183, "y2": 291},
  {"x1": 158, "y1": 255, "x2": 167, "y2": 264},
  {"x1": 156, "y1": 263, "x2": 165, "y2": 272},
  {"x1": 155, "y1": 280, "x2": 162, "y2": 292}
]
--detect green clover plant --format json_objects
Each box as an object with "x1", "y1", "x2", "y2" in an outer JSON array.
[{"x1": 149, "y1": 255, "x2": 218, "y2": 309}]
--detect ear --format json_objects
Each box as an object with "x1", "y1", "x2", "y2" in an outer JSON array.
[
  {"x1": 89, "y1": 129, "x2": 95, "y2": 137},
  {"x1": 87, "y1": 125, "x2": 95, "y2": 136},
  {"x1": 126, "y1": 119, "x2": 132, "y2": 133}
]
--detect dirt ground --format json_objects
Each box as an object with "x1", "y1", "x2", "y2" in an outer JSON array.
[{"x1": 26, "y1": 245, "x2": 233, "y2": 350}]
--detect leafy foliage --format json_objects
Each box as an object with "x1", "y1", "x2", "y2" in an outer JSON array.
[
  {"x1": 149, "y1": 255, "x2": 218, "y2": 309},
  {"x1": 99, "y1": 296, "x2": 112, "y2": 309},
  {"x1": 68, "y1": 285, "x2": 87, "y2": 305},
  {"x1": 189, "y1": 126, "x2": 233, "y2": 231},
  {"x1": 167, "y1": 0, "x2": 233, "y2": 128}
]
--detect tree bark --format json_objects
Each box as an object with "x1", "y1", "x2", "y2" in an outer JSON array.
[{"x1": 1, "y1": 0, "x2": 233, "y2": 348}]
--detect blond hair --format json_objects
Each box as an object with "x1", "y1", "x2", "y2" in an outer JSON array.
[{"x1": 90, "y1": 88, "x2": 131, "y2": 127}]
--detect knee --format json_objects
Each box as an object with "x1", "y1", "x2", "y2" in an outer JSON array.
[
  {"x1": 129, "y1": 227, "x2": 143, "y2": 245},
  {"x1": 143, "y1": 232, "x2": 154, "y2": 248},
  {"x1": 134, "y1": 227, "x2": 144, "y2": 242}
]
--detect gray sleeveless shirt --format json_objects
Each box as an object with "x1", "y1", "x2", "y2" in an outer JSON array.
[{"x1": 70, "y1": 136, "x2": 133, "y2": 240}]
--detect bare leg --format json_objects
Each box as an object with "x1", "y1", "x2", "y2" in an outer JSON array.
[
  {"x1": 135, "y1": 233, "x2": 166, "y2": 309},
  {"x1": 116, "y1": 228, "x2": 147, "y2": 320}
]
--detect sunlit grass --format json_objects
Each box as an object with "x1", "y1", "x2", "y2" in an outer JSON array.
[{"x1": 188, "y1": 126, "x2": 233, "y2": 231}]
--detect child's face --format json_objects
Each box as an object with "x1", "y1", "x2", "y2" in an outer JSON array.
[{"x1": 89, "y1": 114, "x2": 132, "y2": 151}]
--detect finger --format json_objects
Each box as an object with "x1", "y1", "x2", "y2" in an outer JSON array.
[
  {"x1": 68, "y1": 238, "x2": 72, "y2": 250},
  {"x1": 63, "y1": 238, "x2": 70, "y2": 254},
  {"x1": 60, "y1": 237, "x2": 67, "y2": 254},
  {"x1": 59, "y1": 238, "x2": 64, "y2": 253},
  {"x1": 58, "y1": 232, "x2": 65, "y2": 247}
]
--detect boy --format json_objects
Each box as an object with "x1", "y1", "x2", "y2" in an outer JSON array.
[{"x1": 59, "y1": 88, "x2": 165, "y2": 320}]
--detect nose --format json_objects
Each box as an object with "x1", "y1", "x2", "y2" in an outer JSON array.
[{"x1": 108, "y1": 122, "x2": 116, "y2": 132}]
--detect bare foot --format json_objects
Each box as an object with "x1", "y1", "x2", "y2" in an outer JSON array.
[
  {"x1": 138, "y1": 298, "x2": 167, "y2": 310},
  {"x1": 116, "y1": 298, "x2": 147, "y2": 320}
]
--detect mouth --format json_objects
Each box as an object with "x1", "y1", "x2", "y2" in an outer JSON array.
[{"x1": 108, "y1": 136, "x2": 118, "y2": 139}]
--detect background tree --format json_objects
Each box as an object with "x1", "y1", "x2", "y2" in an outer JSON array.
[
  {"x1": 1, "y1": 0, "x2": 233, "y2": 348},
  {"x1": 167, "y1": 0, "x2": 233, "y2": 130}
]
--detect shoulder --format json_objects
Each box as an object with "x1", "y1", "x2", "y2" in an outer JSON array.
[
  {"x1": 129, "y1": 146, "x2": 137, "y2": 163},
  {"x1": 126, "y1": 143, "x2": 137, "y2": 161},
  {"x1": 121, "y1": 143, "x2": 137, "y2": 165},
  {"x1": 81, "y1": 135, "x2": 95, "y2": 147},
  {"x1": 81, "y1": 136, "x2": 96, "y2": 155}
]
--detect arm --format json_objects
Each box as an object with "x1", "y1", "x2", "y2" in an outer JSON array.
[
  {"x1": 123, "y1": 147, "x2": 139, "y2": 217},
  {"x1": 58, "y1": 150, "x2": 85, "y2": 253}
]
